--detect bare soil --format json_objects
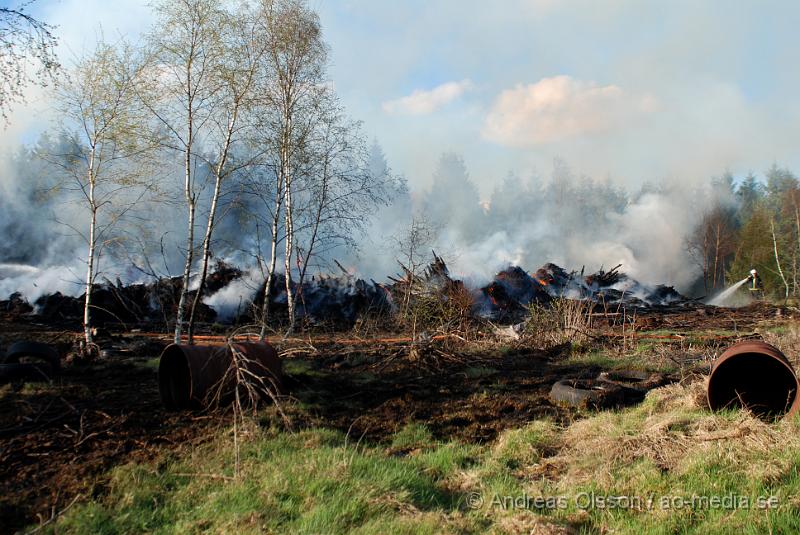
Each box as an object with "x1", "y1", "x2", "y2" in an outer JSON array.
[{"x1": 0, "y1": 301, "x2": 789, "y2": 531}]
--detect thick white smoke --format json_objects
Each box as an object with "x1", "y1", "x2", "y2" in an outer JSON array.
[
  {"x1": 0, "y1": 133, "x2": 729, "y2": 304},
  {"x1": 0, "y1": 264, "x2": 81, "y2": 301},
  {"x1": 202, "y1": 267, "x2": 263, "y2": 321},
  {"x1": 348, "y1": 154, "x2": 725, "y2": 294}
]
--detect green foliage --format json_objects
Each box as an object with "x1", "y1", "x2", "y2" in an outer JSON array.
[
  {"x1": 41, "y1": 381, "x2": 800, "y2": 535},
  {"x1": 764, "y1": 165, "x2": 799, "y2": 211},
  {"x1": 728, "y1": 205, "x2": 792, "y2": 299},
  {"x1": 687, "y1": 166, "x2": 800, "y2": 300},
  {"x1": 736, "y1": 172, "x2": 763, "y2": 219}
]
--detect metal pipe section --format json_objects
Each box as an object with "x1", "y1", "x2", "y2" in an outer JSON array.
[
  {"x1": 708, "y1": 340, "x2": 800, "y2": 420},
  {"x1": 158, "y1": 341, "x2": 283, "y2": 410}
]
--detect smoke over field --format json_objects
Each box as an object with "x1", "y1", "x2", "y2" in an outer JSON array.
[
  {"x1": 5, "y1": 3, "x2": 800, "y2": 535},
  {"x1": 0, "y1": 139, "x2": 728, "y2": 307}
]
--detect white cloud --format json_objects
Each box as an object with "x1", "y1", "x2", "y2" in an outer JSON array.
[
  {"x1": 382, "y1": 79, "x2": 473, "y2": 115},
  {"x1": 482, "y1": 75, "x2": 655, "y2": 146}
]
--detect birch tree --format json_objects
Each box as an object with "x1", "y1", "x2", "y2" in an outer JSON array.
[
  {"x1": 247, "y1": 0, "x2": 396, "y2": 335},
  {"x1": 185, "y1": 7, "x2": 270, "y2": 343},
  {"x1": 294, "y1": 96, "x2": 393, "y2": 290},
  {"x1": 255, "y1": 0, "x2": 327, "y2": 334},
  {"x1": 144, "y1": 0, "x2": 225, "y2": 344},
  {"x1": 250, "y1": 153, "x2": 284, "y2": 338},
  {"x1": 771, "y1": 218, "x2": 790, "y2": 300},
  {"x1": 54, "y1": 41, "x2": 152, "y2": 349},
  {"x1": 686, "y1": 204, "x2": 738, "y2": 292}
]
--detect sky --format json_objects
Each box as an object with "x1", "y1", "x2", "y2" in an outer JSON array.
[{"x1": 4, "y1": 0, "x2": 800, "y2": 197}]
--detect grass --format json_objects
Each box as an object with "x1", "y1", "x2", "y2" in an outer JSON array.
[
  {"x1": 561, "y1": 348, "x2": 679, "y2": 374},
  {"x1": 41, "y1": 377, "x2": 800, "y2": 535},
  {"x1": 563, "y1": 348, "x2": 634, "y2": 368},
  {"x1": 636, "y1": 328, "x2": 742, "y2": 338},
  {"x1": 281, "y1": 359, "x2": 326, "y2": 378},
  {"x1": 133, "y1": 356, "x2": 161, "y2": 370},
  {"x1": 764, "y1": 325, "x2": 790, "y2": 336},
  {"x1": 32, "y1": 324, "x2": 800, "y2": 534},
  {"x1": 53, "y1": 425, "x2": 472, "y2": 535}
]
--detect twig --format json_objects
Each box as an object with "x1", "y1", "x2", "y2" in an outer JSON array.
[{"x1": 25, "y1": 493, "x2": 82, "y2": 535}]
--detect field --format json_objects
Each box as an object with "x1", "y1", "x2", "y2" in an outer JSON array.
[{"x1": 1, "y1": 303, "x2": 799, "y2": 534}]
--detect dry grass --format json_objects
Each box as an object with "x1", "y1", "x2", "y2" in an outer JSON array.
[
  {"x1": 408, "y1": 283, "x2": 475, "y2": 335},
  {"x1": 537, "y1": 379, "x2": 798, "y2": 485},
  {"x1": 761, "y1": 321, "x2": 800, "y2": 367},
  {"x1": 494, "y1": 513, "x2": 577, "y2": 535},
  {"x1": 525, "y1": 298, "x2": 595, "y2": 347},
  {"x1": 42, "y1": 321, "x2": 800, "y2": 534}
]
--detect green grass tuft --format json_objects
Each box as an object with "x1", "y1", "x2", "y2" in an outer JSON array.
[{"x1": 43, "y1": 382, "x2": 800, "y2": 535}]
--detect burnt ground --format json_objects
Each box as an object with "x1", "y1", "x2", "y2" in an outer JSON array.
[
  {"x1": 281, "y1": 342, "x2": 606, "y2": 444},
  {"x1": 0, "y1": 301, "x2": 791, "y2": 531},
  {"x1": 0, "y1": 333, "x2": 219, "y2": 531}
]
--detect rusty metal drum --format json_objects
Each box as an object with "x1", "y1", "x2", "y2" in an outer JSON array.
[
  {"x1": 707, "y1": 340, "x2": 799, "y2": 420},
  {"x1": 158, "y1": 341, "x2": 283, "y2": 409}
]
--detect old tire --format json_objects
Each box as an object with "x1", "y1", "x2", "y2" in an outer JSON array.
[
  {"x1": 4, "y1": 341, "x2": 60, "y2": 371},
  {"x1": 0, "y1": 362, "x2": 55, "y2": 383},
  {"x1": 549, "y1": 379, "x2": 623, "y2": 408},
  {"x1": 596, "y1": 369, "x2": 665, "y2": 393}
]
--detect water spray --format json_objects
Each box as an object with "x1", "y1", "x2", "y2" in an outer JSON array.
[{"x1": 707, "y1": 268, "x2": 763, "y2": 306}]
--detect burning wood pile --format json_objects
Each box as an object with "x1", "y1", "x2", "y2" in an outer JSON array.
[
  {"x1": 0, "y1": 256, "x2": 689, "y2": 329},
  {"x1": 247, "y1": 271, "x2": 393, "y2": 327},
  {"x1": 0, "y1": 261, "x2": 241, "y2": 326},
  {"x1": 387, "y1": 252, "x2": 474, "y2": 331},
  {"x1": 388, "y1": 252, "x2": 466, "y2": 303},
  {"x1": 542, "y1": 263, "x2": 685, "y2": 309},
  {"x1": 479, "y1": 266, "x2": 551, "y2": 320},
  {"x1": 475, "y1": 262, "x2": 685, "y2": 321}
]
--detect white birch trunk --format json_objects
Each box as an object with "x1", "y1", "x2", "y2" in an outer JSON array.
[
  {"x1": 83, "y1": 150, "x2": 97, "y2": 347},
  {"x1": 187, "y1": 174, "x2": 221, "y2": 344},
  {"x1": 771, "y1": 218, "x2": 790, "y2": 300},
  {"x1": 187, "y1": 110, "x2": 237, "y2": 343},
  {"x1": 281, "y1": 99, "x2": 296, "y2": 333},
  {"x1": 174, "y1": 125, "x2": 195, "y2": 344},
  {"x1": 283, "y1": 170, "x2": 295, "y2": 332},
  {"x1": 259, "y1": 205, "x2": 281, "y2": 340}
]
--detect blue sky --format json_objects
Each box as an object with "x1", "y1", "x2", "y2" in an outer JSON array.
[
  {"x1": 6, "y1": 0, "x2": 800, "y2": 196},
  {"x1": 317, "y1": 0, "x2": 800, "y2": 194}
]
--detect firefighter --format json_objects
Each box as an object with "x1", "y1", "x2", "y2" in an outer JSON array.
[{"x1": 747, "y1": 269, "x2": 763, "y2": 300}]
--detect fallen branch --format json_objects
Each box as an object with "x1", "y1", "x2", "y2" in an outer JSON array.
[{"x1": 25, "y1": 493, "x2": 82, "y2": 535}]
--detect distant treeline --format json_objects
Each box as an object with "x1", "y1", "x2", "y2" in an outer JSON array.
[{"x1": 687, "y1": 165, "x2": 800, "y2": 299}]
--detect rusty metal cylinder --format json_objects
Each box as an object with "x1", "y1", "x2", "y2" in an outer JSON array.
[
  {"x1": 158, "y1": 341, "x2": 283, "y2": 410},
  {"x1": 708, "y1": 340, "x2": 800, "y2": 420}
]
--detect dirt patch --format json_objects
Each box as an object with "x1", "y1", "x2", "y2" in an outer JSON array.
[
  {"x1": 0, "y1": 330, "x2": 621, "y2": 530},
  {"x1": 280, "y1": 343, "x2": 594, "y2": 443},
  {"x1": 0, "y1": 302, "x2": 786, "y2": 530},
  {"x1": 0, "y1": 334, "x2": 218, "y2": 532}
]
